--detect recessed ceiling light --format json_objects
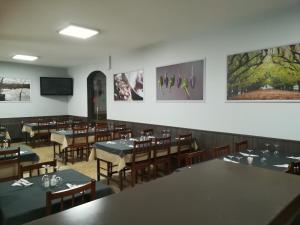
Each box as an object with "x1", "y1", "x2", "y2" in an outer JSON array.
[
  {"x1": 58, "y1": 25, "x2": 99, "y2": 39},
  {"x1": 12, "y1": 54, "x2": 38, "y2": 61}
]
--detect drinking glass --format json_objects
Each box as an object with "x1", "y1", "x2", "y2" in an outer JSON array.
[
  {"x1": 273, "y1": 144, "x2": 280, "y2": 156},
  {"x1": 236, "y1": 156, "x2": 242, "y2": 162},
  {"x1": 264, "y1": 143, "x2": 270, "y2": 153}
]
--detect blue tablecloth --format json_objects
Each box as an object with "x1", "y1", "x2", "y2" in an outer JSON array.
[
  {"x1": 0, "y1": 169, "x2": 113, "y2": 225},
  {"x1": 94, "y1": 136, "x2": 178, "y2": 156}
]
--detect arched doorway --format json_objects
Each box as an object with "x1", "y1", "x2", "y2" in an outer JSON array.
[{"x1": 87, "y1": 71, "x2": 107, "y2": 121}]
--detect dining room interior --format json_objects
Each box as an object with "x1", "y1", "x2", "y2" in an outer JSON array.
[{"x1": 1, "y1": 1, "x2": 300, "y2": 225}]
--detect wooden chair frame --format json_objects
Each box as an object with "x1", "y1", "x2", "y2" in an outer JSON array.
[
  {"x1": 46, "y1": 179, "x2": 96, "y2": 215},
  {"x1": 20, "y1": 160, "x2": 57, "y2": 177},
  {"x1": 176, "y1": 134, "x2": 193, "y2": 168},
  {"x1": 64, "y1": 125, "x2": 90, "y2": 164},
  {"x1": 0, "y1": 147, "x2": 20, "y2": 182},
  {"x1": 152, "y1": 136, "x2": 171, "y2": 178},
  {"x1": 213, "y1": 145, "x2": 230, "y2": 158},
  {"x1": 235, "y1": 140, "x2": 248, "y2": 153}
]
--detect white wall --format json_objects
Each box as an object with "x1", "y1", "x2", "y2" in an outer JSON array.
[
  {"x1": 0, "y1": 62, "x2": 69, "y2": 118},
  {"x1": 68, "y1": 8, "x2": 300, "y2": 141}
]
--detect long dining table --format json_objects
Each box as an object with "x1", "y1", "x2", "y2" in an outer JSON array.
[
  {"x1": 0, "y1": 169, "x2": 113, "y2": 225},
  {"x1": 89, "y1": 137, "x2": 178, "y2": 172},
  {"x1": 25, "y1": 159, "x2": 300, "y2": 225},
  {"x1": 222, "y1": 148, "x2": 300, "y2": 172}
]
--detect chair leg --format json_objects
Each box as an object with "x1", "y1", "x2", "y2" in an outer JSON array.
[
  {"x1": 72, "y1": 150, "x2": 74, "y2": 164},
  {"x1": 53, "y1": 143, "x2": 56, "y2": 159},
  {"x1": 131, "y1": 169, "x2": 136, "y2": 187},
  {"x1": 64, "y1": 150, "x2": 67, "y2": 165},
  {"x1": 119, "y1": 170, "x2": 123, "y2": 190},
  {"x1": 96, "y1": 159, "x2": 100, "y2": 181}
]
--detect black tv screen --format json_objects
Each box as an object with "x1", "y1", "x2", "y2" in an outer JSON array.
[{"x1": 40, "y1": 77, "x2": 73, "y2": 95}]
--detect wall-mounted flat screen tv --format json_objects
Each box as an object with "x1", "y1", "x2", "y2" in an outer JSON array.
[{"x1": 40, "y1": 77, "x2": 73, "y2": 95}]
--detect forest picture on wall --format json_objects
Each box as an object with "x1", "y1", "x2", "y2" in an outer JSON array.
[
  {"x1": 0, "y1": 77, "x2": 30, "y2": 102},
  {"x1": 227, "y1": 43, "x2": 300, "y2": 101}
]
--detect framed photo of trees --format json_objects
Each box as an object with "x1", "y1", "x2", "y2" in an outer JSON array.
[{"x1": 227, "y1": 43, "x2": 300, "y2": 101}]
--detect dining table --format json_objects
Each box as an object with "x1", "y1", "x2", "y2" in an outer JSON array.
[
  {"x1": 50, "y1": 127, "x2": 114, "y2": 150},
  {"x1": 24, "y1": 159, "x2": 300, "y2": 225},
  {"x1": 22, "y1": 122, "x2": 57, "y2": 138},
  {"x1": 0, "y1": 169, "x2": 113, "y2": 225},
  {"x1": 89, "y1": 136, "x2": 178, "y2": 172},
  {"x1": 222, "y1": 148, "x2": 300, "y2": 172},
  {"x1": 0, "y1": 144, "x2": 39, "y2": 163}
]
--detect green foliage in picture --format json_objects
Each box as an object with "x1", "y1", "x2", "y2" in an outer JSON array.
[{"x1": 227, "y1": 44, "x2": 300, "y2": 100}]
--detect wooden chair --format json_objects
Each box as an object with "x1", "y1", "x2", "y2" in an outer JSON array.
[
  {"x1": 95, "y1": 131, "x2": 112, "y2": 143},
  {"x1": 53, "y1": 121, "x2": 70, "y2": 159},
  {"x1": 95, "y1": 133, "x2": 119, "y2": 185},
  {"x1": 113, "y1": 124, "x2": 126, "y2": 139},
  {"x1": 286, "y1": 162, "x2": 300, "y2": 175},
  {"x1": 95, "y1": 122, "x2": 108, "y2": 130},
  {"x1": 0, "y1": 147, "x2": 20, "y2": 182},
  {"x1": 185, "y1": 150, "x2": 208, "y2": 167},
  {"x1": 175, "y1": 134, "x2": 193, "y2": 168},
  {"x1": 124, "y1": 140, "x2": 152, "y2": 187},
  {"x1": 46, "y1": 179, "x2": 96, "y2": 215},
  {"x1": 152, "y1": 136, "x2": 171, "y2": 178},
  {"x1": 213, "y1": 145, "x2": 230, "y2": 158},
  {"x1": 34, "y1": 119, "x2": 51, "y2": 147},
  {"x1": 142, "y1": 129, "x2": 154, "y2": 136},
  {"x1": 20, "y1": 160, "x2": 57, "y2": 178},
  {"x1": 235, "y1": 140, "x2": 248, "y2": 153},
  {"x1": 63, "y1": 125, "x2": 90, "y2": 164}
]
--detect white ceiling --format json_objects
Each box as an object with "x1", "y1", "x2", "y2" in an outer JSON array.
[{"x1": 0, "y1": 0, "x2": 299, "y2": 68}]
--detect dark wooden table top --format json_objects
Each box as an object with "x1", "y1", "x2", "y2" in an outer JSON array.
[{"x1": 25, "y1": 160, "x2": 300, "y2": 225}]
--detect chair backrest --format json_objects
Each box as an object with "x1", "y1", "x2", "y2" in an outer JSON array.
[
  {"x1": 132, "y1": 140, "x2": 152, "y2": 164},
  {"x1": 95, "y1": 131, "x2": 112, "y2": 142},
  {"x1": 113, "y1": 128, "x2": 132, "y2": 140},
  {"x1": 95, "y1": 122, "x2": 108, "y2": 130},
  {"x1": 72, "y1": 125, "x2": 89, "y2": 145},
  {"x1": 153, "y1": 136, "x2": 171, "y2": 159},
  {"x1": 0, "y1": 147, "x2": 20, "y2": 181},
  {"x1": 177, "y1": 134, "x2": 193, "y2": 153},
  {"x1": 114, "y1": 124, "x2": 126, "y2": 130},
  {"x1": 213, "y1": 145, "x2": 230, "y2": 158},
  {"x1": 235, "y1": 140, "x2": 248, "y2": 153},
  {"x1": 142, "y1": 129, "x2": 154, "y2": 136},
  {"x1": 286, "y1": 162, "x2": 300, "y2": 175},
  {"x1": 185, "y1": 151, "x2": 208, "y2": 167},
  {"x1": 20, "y1": 160, "x2": 57, "y2": 177},
  {"x1": 56, "y1": 121, "x2": 69, "y2": 131},
  {"x1": 46, "y1": 179, "x2": 96, "y2": 215},
  {"x1": 37, "y1": 119, "x2": 51, "y2": 134}
]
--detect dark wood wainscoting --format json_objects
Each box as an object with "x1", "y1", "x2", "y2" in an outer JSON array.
[{"x1": 108, "y1": 119, "x2": 300, "y2": 155}]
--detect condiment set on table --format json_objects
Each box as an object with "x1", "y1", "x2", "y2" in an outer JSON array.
[{"x1": 41, "y1": 164, "x2": 62, "y2": 188}]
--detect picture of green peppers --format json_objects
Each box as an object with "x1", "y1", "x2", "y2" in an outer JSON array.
[{"x1": 181, "y1": 78, "x2": 190, "y2": 97}]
